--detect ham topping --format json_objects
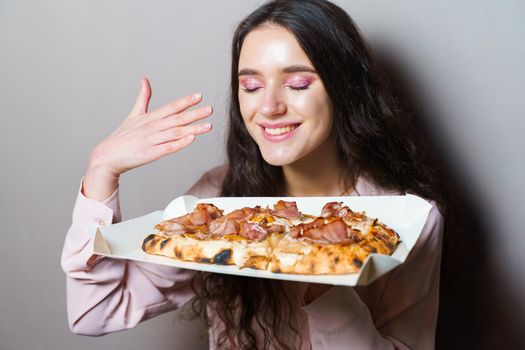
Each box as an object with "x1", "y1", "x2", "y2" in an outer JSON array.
[
  {"x1": 239, "y1": 221, "x2": 268, "y2": 241},
  {"x1": 271, "y1": 200, "x2": 302, "y2": 220},
  {"x1": 157, "y1": 203, "x2": 223, "y2": 236},
  {"x1": 321, "y1": 201, "x2": 353, "y2": 218},
  {"x1": 208, "y1": 217, "x2": 239, "y2": 237},
  {"x1": 190, "y1": 203, "x2": 224, "y2": 225},
  {"x1": 208, "y1": 207, "x2": 256, "y2": 237},
  {"x1": 322, "y1": 201, "x2": 368, "y2": 224},
  {"x1": 156, "y1": 202, "x2": 291, "y2": 241},
  {"x1": 291, "y1": 216, "x2": 363, "y2": 244}
]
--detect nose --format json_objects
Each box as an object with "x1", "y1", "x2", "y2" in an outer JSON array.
[{"x1": 260, "y1": 85, "x2": 287, "y2": 117}]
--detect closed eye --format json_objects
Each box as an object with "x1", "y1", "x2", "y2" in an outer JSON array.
[
  {"x1": 287, "y1": 84, "x2": 310, "y2": 91},
  {"x1": 285, "y1": 76, "x2": 313, "y2": 91},
  {"x1": 239, "y1": 76, "x2": 264, "y2": 94},
  {"x1": 241, "y1": 87, "x2": 262, "y2": 93}
]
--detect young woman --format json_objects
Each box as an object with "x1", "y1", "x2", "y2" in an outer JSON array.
[{"x1": 62, "y1": 0, "x2": 448, "y2": 349}]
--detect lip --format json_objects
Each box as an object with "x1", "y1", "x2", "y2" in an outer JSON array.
[
  {"x1": 259, "y1": 122, "x2": 302, "y2": 128},
  {"x1": 259, "y1": 123, "x2": 301, "y2": 143}
]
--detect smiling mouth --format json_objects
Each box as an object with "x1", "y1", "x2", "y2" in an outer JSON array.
[
  {"x1": 259, "y1": 123, "x2": 301, "y2": 142},
  {"x1": 264, "y1": 124, "x2": 299, "y2": 135}
]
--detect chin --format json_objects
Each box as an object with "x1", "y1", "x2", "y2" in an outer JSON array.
[{"x1": 259, "y1": 149, "x2": 301, "y2": 167}]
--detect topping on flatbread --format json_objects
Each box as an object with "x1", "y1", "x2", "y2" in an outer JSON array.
[{"x1": 142, "y1": 200, "x2": 399, "y2": 275}]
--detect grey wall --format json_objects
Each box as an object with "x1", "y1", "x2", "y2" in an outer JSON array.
[{"x1": 0, "y1": 1, "x2": 523, "y2": 349}]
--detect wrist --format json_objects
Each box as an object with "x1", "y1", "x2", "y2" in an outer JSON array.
[
  {"x1": 83, "y1": 152, "x2": 121, "y2": 202},
  {"x1": 85, "y1": 165, "x2": 120, "y2": 186},
  {"x1": 87, "y1": 145, "x2": 120, "y2": 177}
]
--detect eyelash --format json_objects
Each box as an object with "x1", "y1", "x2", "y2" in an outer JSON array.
[
  {"x1": 241, "y1": 84, "x2": 310, "y2": 94},
  {"x1": 241, "y1": 87, "x2": 261, "y2": 94},
  {"x1": 288, "y1": 84, "x2": 310, "y2": 91}
]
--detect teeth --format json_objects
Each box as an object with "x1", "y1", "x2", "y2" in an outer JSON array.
[{"x1": 265, "y1": 125, "x2": 296, "y2": 135}]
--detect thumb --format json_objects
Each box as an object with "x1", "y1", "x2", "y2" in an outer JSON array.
[{"x1": 131, "y1": 77, "x2": 152, "y2": 115}]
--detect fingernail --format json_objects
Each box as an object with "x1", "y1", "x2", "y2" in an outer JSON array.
[
  {"x1": 207, "y1": 106, "x2": 213, "y2": 113},
  {"x1": 192, "y1": 93, "x2": 202, "y2": 101},
  {"x1": 202, "y1": 123, "x2": 212, "y2": 129}
]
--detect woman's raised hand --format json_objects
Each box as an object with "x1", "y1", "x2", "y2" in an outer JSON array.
[{"x1": 83, "y1": 77, "x2": 213, "y2": 201}]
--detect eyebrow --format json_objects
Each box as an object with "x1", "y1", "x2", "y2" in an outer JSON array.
[{"x1": 238, "y1": 65, "x2": 317, "y2": 76}]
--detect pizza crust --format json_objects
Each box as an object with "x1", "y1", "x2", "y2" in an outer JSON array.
[
  {"x1": 142, "y1": 233, "x2": 276, "y2": 270},
  {"x1": 268, "y1": 236, "x2": 370, "y2": 274}
]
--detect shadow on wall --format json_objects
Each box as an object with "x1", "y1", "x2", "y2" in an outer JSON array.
[{"x1": 374, "y1": 51, "x2": 524, "y2": 350}]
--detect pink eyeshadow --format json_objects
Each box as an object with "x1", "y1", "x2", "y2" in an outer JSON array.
[
  {"x1": 285, "y1": 75, "x2": 315, "y2": 88},
  {"x1": 240, "y1": 77, "x2": 264, "y2": 90}
]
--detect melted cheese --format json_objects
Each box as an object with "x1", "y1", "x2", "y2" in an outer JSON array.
[
  {"x1": 275, "y1": 253, "x2": 299, "y2": 267},
  {"x1": 200, "y1": 240, "x2": 232, "y2": 258},
  {"x1": 343, "y1": 217, "x2": 375, "y2": 234},
  {"x1": 268, "y1": 217, "x2": 292, "y2": 226},
  {"x1": 232, "y1": 244, "x2": 248, "y2": 266},
  {"x1": 292, "y1": 216, "x2": 315, "y2": 225}
]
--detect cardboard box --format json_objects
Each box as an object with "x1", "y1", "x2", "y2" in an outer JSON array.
[{"x1": 94, "y1": 194, "x2": 431, "y2": 286}]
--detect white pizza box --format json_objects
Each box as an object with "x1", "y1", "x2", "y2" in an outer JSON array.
[{"x1": 93, "y1": 194, "x2": 431, "y2": 286}]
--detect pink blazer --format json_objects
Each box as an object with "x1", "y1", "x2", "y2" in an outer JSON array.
[{"x1": 61, "y1": 165, "x2": 444, "y2": 349}]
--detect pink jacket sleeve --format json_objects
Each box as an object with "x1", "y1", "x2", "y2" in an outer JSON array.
[
  {"x1": 303, "y1": 202, "x2": 444, "y2": 350},
  {"x1": 61, "y1": 179, "x2": 200, "y2": 336}
]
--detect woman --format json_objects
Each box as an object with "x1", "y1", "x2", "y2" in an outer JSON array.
[{"x1": 62, "y1": 0, "x2": 447, "y2": 349}]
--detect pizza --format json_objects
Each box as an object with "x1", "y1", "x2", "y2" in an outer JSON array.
[{"x1": 141, "y1": 200, "x2": 399, "y2": 275}]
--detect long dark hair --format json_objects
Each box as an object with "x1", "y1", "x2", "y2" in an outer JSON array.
[{"x1": 190, "y1": 0, "x2": 451, "y2": 349}]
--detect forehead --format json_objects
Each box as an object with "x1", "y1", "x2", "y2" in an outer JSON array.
[{"x1": 239, "y1": 25, "x2": 313, "y2": 70}]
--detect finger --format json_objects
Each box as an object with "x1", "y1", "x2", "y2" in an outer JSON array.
[
  {"x1": 148, "y1": 92, "x2": 202, "y2": 120},
  {"x1": 151, "y1": 123, "x2": 212, "y2": 145},
  {"x1": 152, "y1": 106, "x2": 213, "y2": 130},
  {"x1": 131, "y1": 77, "x2": 152, "y2": 115},
  {"x1": 150, "y1": 134, "x2": 195, "y2": 160}
]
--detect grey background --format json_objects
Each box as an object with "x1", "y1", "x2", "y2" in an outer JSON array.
[{"x1": 0, "y1": 0, "x2": 523, "y2": 349}]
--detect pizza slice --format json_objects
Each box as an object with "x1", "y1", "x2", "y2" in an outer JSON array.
[
  {"x1": 141, "y1": 201, "x2": 303, "y2": 270},
  {"x1": 268, "y1": 201, "x2": 400, "y2": 274}
]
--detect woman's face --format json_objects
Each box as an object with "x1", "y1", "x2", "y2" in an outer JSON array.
[{"x1": 238, "y1": 25, "x2": 333, "y2": 166}]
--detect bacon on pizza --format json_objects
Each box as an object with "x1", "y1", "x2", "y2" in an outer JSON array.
[{"x1": 141, "y1": 200, "x2": 399, "y2": 275}]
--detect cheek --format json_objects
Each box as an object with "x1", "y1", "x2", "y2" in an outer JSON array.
[
  {"x1": 296, "y1": 89, "x2": 333, "y2": 129},
  {"x1": 318, "y1": 99, "x2": 333, "y2": 131},
  {"x1": 238, "y1": 94, "x2": 256, "y2": 123}
]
